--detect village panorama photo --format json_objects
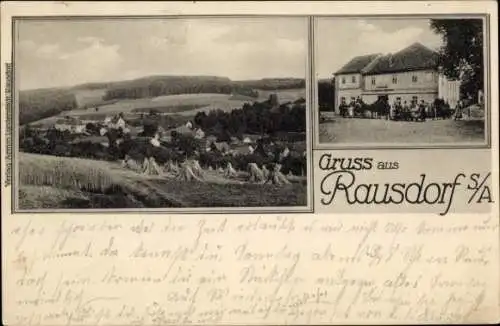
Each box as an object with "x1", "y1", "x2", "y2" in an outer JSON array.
[
  {"x1": 316, "y1": 16, "x2": 488, "y2": 146},
  {"x1": 14, "y1": 17, "x2": 310, "y2": 211}
]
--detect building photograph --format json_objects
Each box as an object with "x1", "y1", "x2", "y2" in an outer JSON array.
[{"x1": 316, "y1": 17, "x2": 487, "y2": 145}]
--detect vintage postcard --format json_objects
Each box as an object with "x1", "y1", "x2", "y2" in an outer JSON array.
[{"x1": 1, "y1": 1, "x2": 499, "y2": 326}]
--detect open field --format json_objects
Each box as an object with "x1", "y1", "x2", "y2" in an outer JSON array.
[
  {"x1": 30, "y1": 88, "x2": 306, "y2": 127},
  {"x1": 73, "y1": 88, "x2": 108, "y2": 107},
  {"x1": 20, "y1": 75, "x2": 306, "y2": 125},
  {"x1": 18, "y1": 153, "x2": 307, "y2": 209},
  {"x1": 318, "y1": 117, "x2": 486, "y2": 144},
  {"x1": 31, "y1": 93, "x2": 248, "y2": 126},
  {"x1": 68, "y1": 93, "x2": 241, "y2": 116}
]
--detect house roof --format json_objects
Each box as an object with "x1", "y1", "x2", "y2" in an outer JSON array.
[
  {"x1": 335, "y1": 53, "x2": 381, "y2": 75},
  {"x1": 171, "y1": 124, "x2": 195, "y2": 135},
  {"x1": 110, "y1": 116, "x2": 125, "y2": 124},
  {"x1": 362, "y1": 42, "x2": 438, "y2": 75}
]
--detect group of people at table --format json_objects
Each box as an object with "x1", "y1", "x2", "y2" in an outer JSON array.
[{"x1": 338, "y1": 96, "x2": 465, "y2": 121}]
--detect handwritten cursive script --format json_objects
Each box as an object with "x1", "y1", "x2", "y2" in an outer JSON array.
[{"x1": 4, "y1": 215, "x2": 499, "y2": 325}]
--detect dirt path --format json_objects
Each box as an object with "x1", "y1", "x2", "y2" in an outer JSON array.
[{"x1": 319, "y1": 117, "x2": 485, "y2": 144}]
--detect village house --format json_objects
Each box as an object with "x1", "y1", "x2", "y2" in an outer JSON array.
[
  {"x1": 230, "y1": 136, "x2": 240, "y2": 145},
  {"x1": 194, "y1": 128, "x2": 205, "y2": 139},
  {"x1": 54, "y1": 117, "x2": 86, "y2": 133},
  {"x1": 334, "y1": 42, "x2": 462, "y2": 113}
]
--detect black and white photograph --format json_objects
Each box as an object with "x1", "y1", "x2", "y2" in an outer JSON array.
[
  {"x1": 15, "y1": 17, "x2": 310, "y2": 210},
  {"x1": 316, "y1": 17, "x2": 488, "y2": 146}
]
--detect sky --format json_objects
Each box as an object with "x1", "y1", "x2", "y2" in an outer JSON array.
[
  {"x1": 316, "y1": 18, "x2": 444, "y2": 79},
  {"x1": 16, "y1": 17, "x2": 307, "y2": 90}
]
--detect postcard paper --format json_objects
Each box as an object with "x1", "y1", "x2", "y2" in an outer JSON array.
[{"x1": 1, "y1": 1, "x2": 498, "y2": 325}]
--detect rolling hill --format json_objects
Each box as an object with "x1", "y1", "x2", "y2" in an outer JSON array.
[{"x1": 20, "y1": 76, "x2": 306, "y2": 125}]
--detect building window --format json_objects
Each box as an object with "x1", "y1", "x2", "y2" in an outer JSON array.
[
  {"x1": 412, "y1": 75, "x2": 418, "y2": 83},
  {"x1": 392, "y1": 75, "x2": 398, "y2": 84},
  {"x1": 412, "y1": 96, "x2": 418, "y2": 105},
  {"x1": 351, "y1": 76, "x2": 356, "y2": 83},
  {"x1": 341, "y1": 77, "x2": 346, "y2": 84},
  {"x1": 371, "y1": 77, "x2": 376, "y2": 85}
]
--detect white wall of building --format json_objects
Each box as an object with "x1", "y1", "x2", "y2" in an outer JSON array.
[
  {"x1": 334, "y1": 73, "x2": 363, "y2": 113},
  {"x1": 361, "y1": 69, "x2": 438, "y2": 106},
  {"x1": 338, "y1": 73, "x2": 363, "y2": 90},
  {"x1": 333, "y1": 69, "x2": 448, "y2": 114},
  {"x1": 364, "y1": 70, "x2": 438, "y2": 92},
  {"x1": 363, "y1": 92, "x2": 438, "y2": 106}
]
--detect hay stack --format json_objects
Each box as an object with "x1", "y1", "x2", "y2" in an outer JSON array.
[
  {"x1": 188, "y1": 159, "x2": 204, "y2": 178},
  {"x1": 164, "y1": 160, "x2": 179, "y2": 174},
  {"x1": 224, "y1": 162, "x2": 237, "y2": 178},
  {"x1": 143, "y1": 157, "x2": 163, "y2": 175},
  {"x1": 262, "y1": 165, "x2": 270, "y2": 180},
  {"x1": 265, "y1": 163, "x2": 291, "y2": 185},
  {"x1": 248, "y1": 162, "x2": 265, "y2": 183},
  {"x1": 177, "y1": 161, "x2": 203, "y2": 182}
]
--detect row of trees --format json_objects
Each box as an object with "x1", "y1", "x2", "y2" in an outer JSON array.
[
  {"x1": 430, "y1": 19, "x2": 484, "y2": 103},
  {"x1": 103, "y1": 80, "x2": 236, "y2": 100},
  {"x1": 102, "y1": 76, "x2": 305, "y2": 101},
  {"x1": 234, "y1": 78, "x2": 305, "y2": 90},
  {"x1": 193, "y1": 97, "x2": 307, "y2": 138}
]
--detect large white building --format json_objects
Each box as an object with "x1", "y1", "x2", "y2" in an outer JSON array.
[{"x1": 334, "y1": 42, "x2": 461, "y2": 113}]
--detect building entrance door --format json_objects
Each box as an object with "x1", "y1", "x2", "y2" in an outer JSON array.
[{"x1": 377, "y1": 94, "x2": 389, "y2": 118}]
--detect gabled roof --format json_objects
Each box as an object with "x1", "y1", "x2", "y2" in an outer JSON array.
[
  {"x1": 335, "y1": 53, "x2": 381, "y2": 75},
  {"x1": 172, "y1": 124, "x2": 195, "y2": 135},
  {"x1": 362, "y1": 42, "x2": 438, "y2": 75},
  {"x1": 114, "y1": 117, "x2": 126, "y2": 124}
]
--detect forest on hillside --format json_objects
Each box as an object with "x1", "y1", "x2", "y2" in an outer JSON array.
[
  {"x1": 19, "y1": 89, "x2": 78, "y2": 125},
  {"x1": 19, "y1": 76, "x2": 306, "y2": 125},
  {"x1": 102, "y1": 77, "x2": 305, "y2": 101}
]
